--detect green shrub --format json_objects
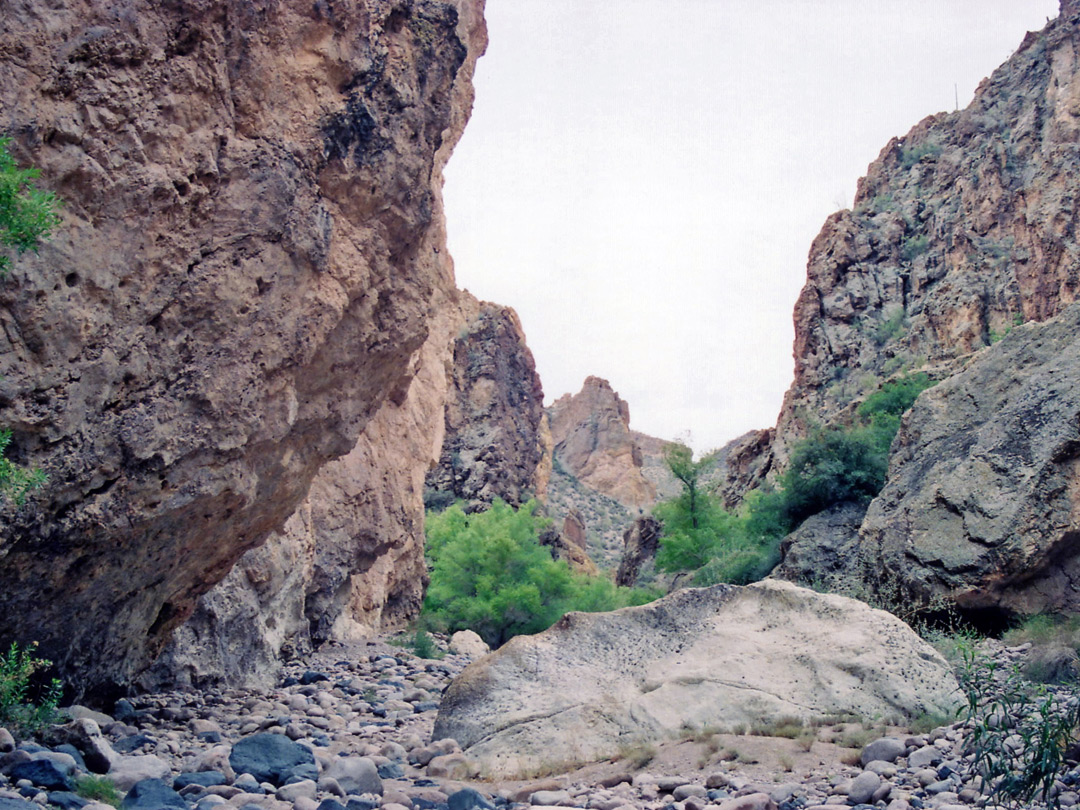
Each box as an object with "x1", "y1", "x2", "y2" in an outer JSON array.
[
  {"x1": 410, "y1": 629, "x2": 443, "y2": 660},
  {"x1": 899, "y1": 140, "x2": 942, "y2": 169},
  {"x1": 74, "y1": 775, "x2": 121, "y2": 808},
  {"x1": 900, "y1": 235, "x2": 930, "y2": 263},
  {"x1": 0, "y1": 137, "x2": 60, "y2": 278},
  {"x1": 958, "y1": 646, "x2": 1080, "y2": 808},
  {"x1": 0, "y1": 641, "x2": 62, "y2": 736},
  {"x1": 423, "y1": 500, "x2": 656, "y2": 647},
  {"x1": 0, "y1": 429, "x2": 47, "y2": 505}
]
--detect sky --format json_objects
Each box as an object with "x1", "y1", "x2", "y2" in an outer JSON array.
[{"x1": 442, "y1": 0, "x2": 1060, "y2": 455}]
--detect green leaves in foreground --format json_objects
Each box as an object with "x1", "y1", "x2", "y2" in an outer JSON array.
[
  {"x1": 423, "y1": 500, "x2": 657, "y2": 648},
  {"x1": 0, "y1": 641, "x2": 63, "y2": 736},
  {"x1": 0, "y1": 136, "x2": 60, "y2": 278}
]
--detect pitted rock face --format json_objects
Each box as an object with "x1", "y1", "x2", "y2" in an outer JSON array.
[
  {"x1": 0, "y1": 0, "x2": 487, "y2": 697},
  {"x1": 432, "y1": 580, "x2": 960, "y2": 777}
]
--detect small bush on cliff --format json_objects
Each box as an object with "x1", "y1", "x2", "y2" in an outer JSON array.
[
  {"x1": 0, "y1": 137, "x2": 60, "y2": 278},
  {"x1": 423, "y1": 500, "x2": 656, "y2": 647}
]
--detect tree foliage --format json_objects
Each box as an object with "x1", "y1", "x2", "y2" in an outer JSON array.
[
  {"x1": 653, "y1": 374, "x2": 935, "y2": 588},
  {"x1": 423, "y1": 500, "x2": 657, "y2": 647}
]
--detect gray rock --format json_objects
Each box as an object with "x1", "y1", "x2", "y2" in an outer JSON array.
[
  {"x1": 448, "y1": 788, "x2": 494, "y2": 810},
  {"x1": 433, "y1": 581, "x2": 959, "y2": 776},
  {"x1": 229, "y1": 734, "x2": 315, "y2": 788},
  {"x1": 321, "y1": 757, "x2": 382, "y2": 796},
  {"x1": 860, "y1": 737, "x2": 907, "y2": 766},
  {"x1": 120, "y1": 779, "x2": 188, "y2": 810},
  {"x1": 672, "y1": 786, "x2": 707, "y2": 801},
  {"x1": 906, "y1": 745, "x2": 942, "y2": 769},
  {"x1": 9, "y1": 760, "x2": 72, "y2": 792},
  {"x1": 530, "y1": 792, "x2": 571, "y2": 807},
  {"x1": 846, "y1": 772, "x2": 881, "y2": 805}
]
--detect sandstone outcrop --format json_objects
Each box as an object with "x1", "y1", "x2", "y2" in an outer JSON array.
[
  {"x1": 858, "y1": 304, "x2": 1080, "y2": 619},
  {"x1": 0, "y1": 0, "x2": 486, "y2": 697},
  {"x1": 548, "y1": 378, "x2": 656, "y2": 509},
  {"x1": 432, "y1": 580, "x2": 959, "y2": 777},
  {"x1": 425, "y1": 295, "x2": 550, "y2": 508}
]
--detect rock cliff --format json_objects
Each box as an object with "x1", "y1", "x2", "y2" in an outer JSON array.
[
  {"x1": 0, "y1": 0, "x2": 486, "y2": 697},
  {"x1": 146, "y1": 287, "x2": 554, "y2": 690},
  {"x1": 424, "y1": 295, "x2": 550, "y2": 509},
  {"x1": 721, "y1": 3, "x2": 1080, "y2": 621},
  {"x1": 773, "y1": 4, "x2": 1080, "y2": 460},
  {"x1": 547, "y1": 377, "x2": 656, "y2": 509}
]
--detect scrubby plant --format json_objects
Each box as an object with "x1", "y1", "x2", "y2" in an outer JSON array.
[
  {"x1": 957, "y1": 646, "x2": 1080, "y2": 808},
  {"x1": 409, "y1": 629, "x2": 443, "y2": 660},
  {"x1": 616, "y1": 741, "x2": 656, "y2": 769},
  {"x1": 422, "y1": 500, "x2": 657, "y2": 647},
  {"x1": 0, "y1": 429, "x2": 47, "y2": 505},
  {"x1": 0, "y1": 641, "x2": 63, "y2": 736},
  {"x1": 899, "y1": 140, "x2": 943, "y2": 169},
  {"x1": 0, "y1": 137, "x2": 60, "y2": 278}
]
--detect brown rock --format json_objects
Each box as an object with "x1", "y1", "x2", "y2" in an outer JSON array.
[
  {"x1": 0, "y1": 0, "x2": 487, "y2": 696},
  {"x1": 538, "y1": 521, "x2": 598, "y2": 576},
  {"x1": 548, "y1": 377, "x2": 656, "y2": 508},
  {"x1": 426, "y1": 296, "x2": 550, "y2": 508},
  {"x1": 614, "y1": 516, "x2": 662, "y2": 588}
]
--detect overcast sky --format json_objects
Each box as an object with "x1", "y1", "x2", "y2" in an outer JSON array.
[{"x1": 442, "y1": 0, "x2": 1060, "y2": 455}]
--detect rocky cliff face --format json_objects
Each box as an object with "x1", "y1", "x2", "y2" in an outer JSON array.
[
  {"x1": 424, "y1": 295, "x2": 550, "y2": 509},
  {"x1": 0, "y1": 0, "x2": 486, "y2": 698},
  {"x1": 771, "y1": 5, "x2": 1080, "y2": 461},
  {"x1": 547, "y1": 377, "x2": 656, "y2": 509},
  {"x1": 859, "y1": 305, "x2": 1080, "y2": 620},
  {"x1": 761, "y1": 3, "x2": 1080, "y2": 621},
  {"x1": 146, "y1": 285, "x2": 555, "y2": 690}
]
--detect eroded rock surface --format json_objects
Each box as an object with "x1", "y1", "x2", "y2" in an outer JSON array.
[
  {"x1": 0, "y1": 0, "x2": 486, "y2": 696},
  {"x1": 859, "y1": 303, "x2": 1080, "y2": 618},
  {"x1": 432, "y1": 580, "x2": 959, "y2": 777},
  {"x1": 425, "y1": 296, "x2": 550, "y2": 509},
  {"x1": 548, "y1": 378, "x2": 656, "y2": 509}
]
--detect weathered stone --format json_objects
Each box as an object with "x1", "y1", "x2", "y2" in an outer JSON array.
[
  {"x1": 860, "y1": 738, "x2": 907, "y2": 767},
  {"x1": 120, "y1": 780, "x2": 187, "y2": 810},
  {"x1": 614, "y1": 517, "x2": 662, "y2": 588},
  {"x1": 548, "y1": 378, "x2": 657, "y2": 508},
  {"x1": 772, "y1": 503, "x2": 867, "y2": 589},
  {"x1": 229, "y1": 734, "x2": 315, "y2": 788},
  {"x1": 860, "y1": 304, "x2": 1080, "y2": 616},
  {"x1": 846, "y1": 772, "x2": 881, "y2": 805},
  {"x1": 448, "y1": 631, "x2": 489, "y2": 659},
  {"x1": 0, "y1": 0, "x2": 488, "y2": 698},
  {"x1": 321, "y1": 757, "x2": 381, "y2": 797},
  {"x1": 109, "y1": 755, "x2": 172, "y2": 792},
  {"x1": 433, "y1": 580, "x2": 959, "y2": 776}
]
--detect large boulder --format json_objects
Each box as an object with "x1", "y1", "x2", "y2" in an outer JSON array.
[
  {"x1": 860, "y1": 303, "x2": 1080, "y2": 617},
  {"x1": 432, "y1": 580, "x2": 959, "y2": 776},
  {"x1": 771, "y1": 502, "x2": 867, "y2": 589}
]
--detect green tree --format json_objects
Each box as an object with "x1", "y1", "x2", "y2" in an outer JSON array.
[
  {"x1": 0, "y1": 137, "x2": 60, "y2": 278},
  {"x1": 423, "y1": 500, "x2": 655, "y2": 647}
]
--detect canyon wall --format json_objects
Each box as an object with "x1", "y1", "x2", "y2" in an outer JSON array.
[
  {"x1": 760, "y1": 1, "x2": 1080, "y2": 619},
  {"x1": 0, "y1": 0, "x2": 486, "y2": 698}
]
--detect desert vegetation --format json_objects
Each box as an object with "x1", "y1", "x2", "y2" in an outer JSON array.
[
  {"x1": 421, "y1": 499, "x2": 658, "y2": 647},
  {"x1": 653, "y1": 373, "x2": 935, "y2": 587}
]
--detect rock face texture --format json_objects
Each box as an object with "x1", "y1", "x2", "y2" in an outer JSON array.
[
  {"x1": 719, "y1": 4, "x2": 1080, "y2": 495},
  {"x1": 548, "y1": 377, "x2": 656, "y2": 509},
  {"x1": 433, "y1": 580, "x2": 959, "y2": 777},
  {"x1": 771, "y1": 503, "x2": 867, "y2": 590},
  {"x1": 859, "y1": 304, "x2": 1080, "y2": 618},
  {"x1": 0, "y1": 0, "x2": 486, "y2": 696},
  {"x1": 425, "y1": 296, "x2": 550, "y2": 508},
  {"x1": 615, "y1": 515, "x2": 663, "y2": 587}
]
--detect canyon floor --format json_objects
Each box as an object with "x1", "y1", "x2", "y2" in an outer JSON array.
[{"x1": 0, "y1": 636, "x2": 1077, "y2": 810}]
